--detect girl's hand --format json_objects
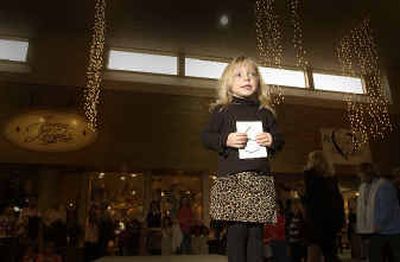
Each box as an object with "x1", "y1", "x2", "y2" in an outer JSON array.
[
  {"x1": 256, "y1": 132, "x2": 273, "y2": 147},
  {"x1": 226, "y1": 132, "x2": 248, "y2": 148}
]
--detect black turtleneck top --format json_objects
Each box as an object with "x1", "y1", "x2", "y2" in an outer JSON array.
[{"x1": 201, "y1": 97, "x2": 284, "y2": 176}]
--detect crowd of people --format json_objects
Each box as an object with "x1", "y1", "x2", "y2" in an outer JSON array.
[
  {"x1": 352, "y1": 163, "x2": 400, "y2": 261},
  {"x1": 0, "y1": 198, "x2": 79, "y2": 262},
  {"x1": 144, "y1": 198, "x2": 210, "y2": 256},
  {"x1": 0, "y1": 162, "x2": 399, "y2": 261},
  {"x1": 221, "y1": 157, "x2": 399, "y2": 262}
]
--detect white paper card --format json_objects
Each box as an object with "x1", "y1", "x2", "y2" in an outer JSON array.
[{"x1": 236, "y1": 121, "x2": 268, "y2": 159}]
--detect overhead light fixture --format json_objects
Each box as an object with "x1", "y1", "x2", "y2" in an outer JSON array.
[{"x1": 219, "y1": 14, "x2": 230, "y2": 27}]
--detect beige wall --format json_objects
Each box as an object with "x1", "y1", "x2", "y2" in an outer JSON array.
[{"x1": 0, "y1": 81, "x2": 398, "y2": 176}]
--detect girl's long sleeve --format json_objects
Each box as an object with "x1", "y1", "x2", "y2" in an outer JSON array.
[
  {"x1": 201, "y1": 109, "x2": 229, "y2": 155},
  {"x1": 264, "y1": 110, "x2": 284, "y2": 156}
]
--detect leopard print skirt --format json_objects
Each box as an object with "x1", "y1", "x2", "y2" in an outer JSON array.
[{"x1": 210, "y1": 171, "x2": 277, "y2": 224}]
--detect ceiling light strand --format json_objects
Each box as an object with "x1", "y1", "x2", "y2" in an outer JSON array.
[
  {"x1": 336, "y1": 17, "x2": 392, "y2": 151},
  {"x1": 81, "y1": 0, "x2": 107, "y2": 131},
  {"x1": 255, "y1": 0, "x2": 284, "y2": 106},
  {"x1": 287, "y1": 0, "x2": 309, "y2": 69}
]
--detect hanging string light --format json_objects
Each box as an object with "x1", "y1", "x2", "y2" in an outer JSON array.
[
  {"x1": 344, "y1": 96, "x2": 369, "y2": 151},
  {"x1": 336, "y1": 17, "x2": 392, "y2": 151},
  {"x1": 81, "y1": 0, "x2": 107, "y2": 131},
  {"x1": 287, "y1": 0, "x2": 308, "y2": 69},
  {"x1": 255, "y1": 0, "x2": 284, "y2": 106}
]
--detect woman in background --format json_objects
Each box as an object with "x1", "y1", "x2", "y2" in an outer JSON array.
[{"x1": 302, "y1": 150, "x2": 344, "y2": 262}]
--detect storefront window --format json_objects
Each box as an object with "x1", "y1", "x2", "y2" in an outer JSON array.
[
  {"x1": 89, "y1": 172, "x2": 145, "y2": 222},
  {"x1": 150, "y1": 173, "x2": 202, "y2": 221}
]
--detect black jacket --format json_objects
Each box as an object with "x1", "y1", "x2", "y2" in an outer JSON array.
[
  {"x1": 303, "y1": 168, "x2": 345, "y2": 242},
  {"x1": 201, "y1": 97, "x2": 284, "y2": 176}
]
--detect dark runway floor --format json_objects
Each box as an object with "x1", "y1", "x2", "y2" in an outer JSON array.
[{"x1": 96, "y1": 255, "x2": 228, "y2": 262}]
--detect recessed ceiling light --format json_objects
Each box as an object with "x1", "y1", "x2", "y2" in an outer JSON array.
[{"x1": 219, "y1": 14, "x2": 230, "y2": 27}]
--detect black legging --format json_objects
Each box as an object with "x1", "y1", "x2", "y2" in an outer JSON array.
[{"x1": 227, "y1": 222, "x2": 264, "y2": 262}]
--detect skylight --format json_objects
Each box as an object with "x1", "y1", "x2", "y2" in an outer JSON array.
[
  {"x1": 185, "y1": 58, "x2": 227, "y2": 79},
  {"x1": 107, "y1": 50, "x2": 178, "y2": 75},
  {"x1": 106, "y1": 50, "x2": 368, "y2": 97},
  {"x1": 0, "y1": 39, "x2": 29, "y2": 62},
  {"x1": 185, "y1": 58, "x2": 307, "y2": 89},
  {"x1": 313, "y1": 73, "x2": 364, "y2": 94},
  {"x1": 259, "y1": 67, "x2": 306, "y2": 88}
]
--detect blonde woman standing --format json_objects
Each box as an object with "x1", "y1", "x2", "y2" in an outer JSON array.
[{"x1": 302, "y1": 150, "x2": 344, "y2": 262}]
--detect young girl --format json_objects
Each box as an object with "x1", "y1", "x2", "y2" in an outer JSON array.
[{"x1": 202, "y1": 56, "x2": 284, "y2": 262}]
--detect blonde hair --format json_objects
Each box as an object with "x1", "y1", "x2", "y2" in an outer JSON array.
[
  {"x1": 306, "y1": 150, "x2": 334, "y2": 177},
  {"x1": 210, "y1": 56, "x2": 274, "y2": 113}
]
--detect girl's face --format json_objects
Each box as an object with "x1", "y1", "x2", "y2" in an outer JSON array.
[{"x1": 230, "y1": 63, "x2": 259, "y2": 99}]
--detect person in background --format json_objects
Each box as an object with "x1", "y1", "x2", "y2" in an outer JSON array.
[
  {"x1": 97, "y1": 205, "x2": 115, "y2": 257},
  {"x1": 347, "y1": 198, "x2": 361, "y2": 260},
  {"x1": 287, "y1": 199, "x2": 306, "y2": 262},
  {"x1": 43, "y1": 205, "x2": 67, "y2": 258},
  {"x1": 84, "y1": 204, "x2": 100, "y2": 261},
  {"x1": 177, "y1": 197, "x2": 193, "y2": 254},
  {"x1": 161, "y1": 216, "x2": 173, "y2": 255},
  {"x1": 121, "y1": 217, "x2": 141, "y2": 256},
  {"x1": 171, "y1": 218, "x2": 183, "y2": 254},
  {"x1": 357, "y1": 162, "x2": 400, "y2": 261},
  {"x1": 264, "y1": 201, "x2": 290, "y2": 262},
  {"x1": 191, "y1": 219, "x2": 209, "y2": 254},
  {"x1": 146, "y1": 200, "x2": 162, "y2": 255},
  {"x1": 146, "y1": 201, "x2": 161, "y2": 228},
  {"x1": 302, "y1": 150, "x2": 344, "y2": 262},
  {"x1": 19, "y1": 197, "x2": 42, "y2": 247},
  {"x1": 390, "y1": 167, "x2": 400, "y2": 206}
]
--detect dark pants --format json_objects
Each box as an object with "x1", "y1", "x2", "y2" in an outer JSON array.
[
  {"x1": 0, "y1": 237, "x2": 18, "y2": 262},
  {"x1": 84, "y1": 242, "x2": 100, "y2": 262},
  {"x1": 289, "y1": 242, "x2": 306, "y2": 262},
  {"x1": 369, "y1": 234, "x2": 400, "y2": 262},
  {"x1": 227, "y1": 222, "x2": 264, "y2": 262},
  {"x1": 270, "y1": 240, "x2": 290, "y2": 262},
  {"x1": 180, "y1": 232, "x2": 192, "y2": 254},
  {"x1": 318, "y1": 236, "x2": 340, "y2": 262}
]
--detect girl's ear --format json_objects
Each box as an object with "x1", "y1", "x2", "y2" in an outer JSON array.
[{"x1": 226, "y1": 85, "x2": 231, "y2": 93}]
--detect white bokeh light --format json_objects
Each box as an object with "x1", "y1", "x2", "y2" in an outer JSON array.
[{"x1": 219, "y1": 14, "x2": 230, "y2": 27}]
